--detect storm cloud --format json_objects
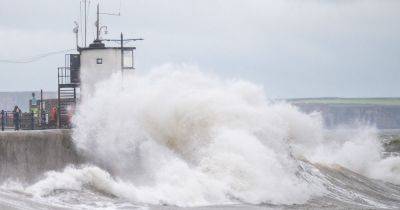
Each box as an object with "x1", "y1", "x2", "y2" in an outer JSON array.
[{"x1": 0, "y1": 0, "x2": 399, "y2": 98}]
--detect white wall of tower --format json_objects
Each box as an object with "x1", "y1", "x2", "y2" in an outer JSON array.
[{"x1": 80, "y1": 48, "x2": 122, "y2": 94}]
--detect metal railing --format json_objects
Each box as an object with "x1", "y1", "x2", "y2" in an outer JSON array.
[
  {"x1": 1, "y1": 110, "x2": 58, "y2": 131},
  {"x1": 58, "y1": 67, "x2": 72, "y2": 85}
]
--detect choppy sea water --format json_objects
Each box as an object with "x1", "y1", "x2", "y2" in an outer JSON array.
[{"x1": 1, "y1": 158, "x2": 400, "y2": 210}]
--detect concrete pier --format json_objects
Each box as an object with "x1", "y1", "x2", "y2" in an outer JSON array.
[{"x1": 0, "y1": 130, "x2": 79, "y2": 182}]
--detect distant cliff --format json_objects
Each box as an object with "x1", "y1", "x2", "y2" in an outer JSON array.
[{"x1": 294, "y1": 103, "x2": 400, "y2": 129}]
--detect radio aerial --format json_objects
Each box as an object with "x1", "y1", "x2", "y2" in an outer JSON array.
[{"x1": 73, "y1": 21, "x2": 79, "y2": 34}]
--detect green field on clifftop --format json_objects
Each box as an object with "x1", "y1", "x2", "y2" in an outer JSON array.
[{"x1": 289, "y1": 98, "x2": 400, "y2": 105}]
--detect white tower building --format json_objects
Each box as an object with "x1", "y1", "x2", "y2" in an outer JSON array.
[
  {"x1": 57, "y1": 4, "x2": 142, "y2": 128},
  {"x1": 79, "y1": 38, "x2": 135, "y2": 93}
]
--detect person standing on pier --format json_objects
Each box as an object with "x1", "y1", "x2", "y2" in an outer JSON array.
[
  {"x1": 1, "y1": 110, "x2": 4, "y2": 131},
  {"x1": 13, "y1": 106, "x2": 21, "y2": 131},
  {"x1": 50, "y1": 106, "x2": 57, "y2": 128}
]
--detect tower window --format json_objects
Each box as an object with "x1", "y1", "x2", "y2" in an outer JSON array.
[
  {"x1": 96, "y1": 58, "x2": 103, "y2": 64},
  {"x1": 123, "y1": 50, "x2": 134, "y2": 69}
]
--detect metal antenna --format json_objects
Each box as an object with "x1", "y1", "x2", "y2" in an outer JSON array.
[
  {"x1": 96, "y1": 1, "x2": 124, "y2": 40},
  {"x1": 84, "y1": 0, "x2": 87, "y2": 47},
  {"x1": 73, "y1": 21, "x2": 79, "y2": 49},
  {"x1": 96, "y1": 4, "x2": 100, "y2": 41},
  {"x1": 99, "y1": 0, "x2": 123, "y2": 16},
  {"x1": 79, "y1": 1, "x2": 83, "y2": 46}
]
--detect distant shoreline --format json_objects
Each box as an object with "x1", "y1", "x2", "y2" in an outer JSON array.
[{"x1": 287, "y1": 97, "x2": 400, "y2": 106}]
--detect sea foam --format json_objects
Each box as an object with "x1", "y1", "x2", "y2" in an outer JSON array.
[{"x1": 25, "y1": 64, "x2": 400, "y2": 206}]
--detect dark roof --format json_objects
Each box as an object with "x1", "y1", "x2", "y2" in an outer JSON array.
[
  {"x1": 78, "y1": 40, "x2": 136, "y2": 52},
  {"x1": 78, "y1": 46, "x2": 136, "y2": 52}
]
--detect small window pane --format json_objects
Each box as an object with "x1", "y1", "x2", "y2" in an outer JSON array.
[
  {"x1": 96, "y1": 58, "x2": 103, "y2": 64},
  {"x1": 123, "y1": 50, "x2": 133, "y2": 68}
]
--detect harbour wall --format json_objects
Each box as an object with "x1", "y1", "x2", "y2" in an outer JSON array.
[
  {"x1": 0, "y1": 129, "x2": 80, "y2": 183},
  {"x1": 295, "y1": 103, "x2": 400, "y2": 129}
]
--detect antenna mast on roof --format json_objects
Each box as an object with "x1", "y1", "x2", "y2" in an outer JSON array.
[
  {"x1": 96, "y1": 4, "x2": 100, "y2": 41},
  {"x1": 83, "y1": 0, "x2": 87, "y2": 47}
]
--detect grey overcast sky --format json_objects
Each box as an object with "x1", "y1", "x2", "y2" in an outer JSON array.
[{"x1": 0, "y1": 0, "x2": 399, "y2": 98}]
